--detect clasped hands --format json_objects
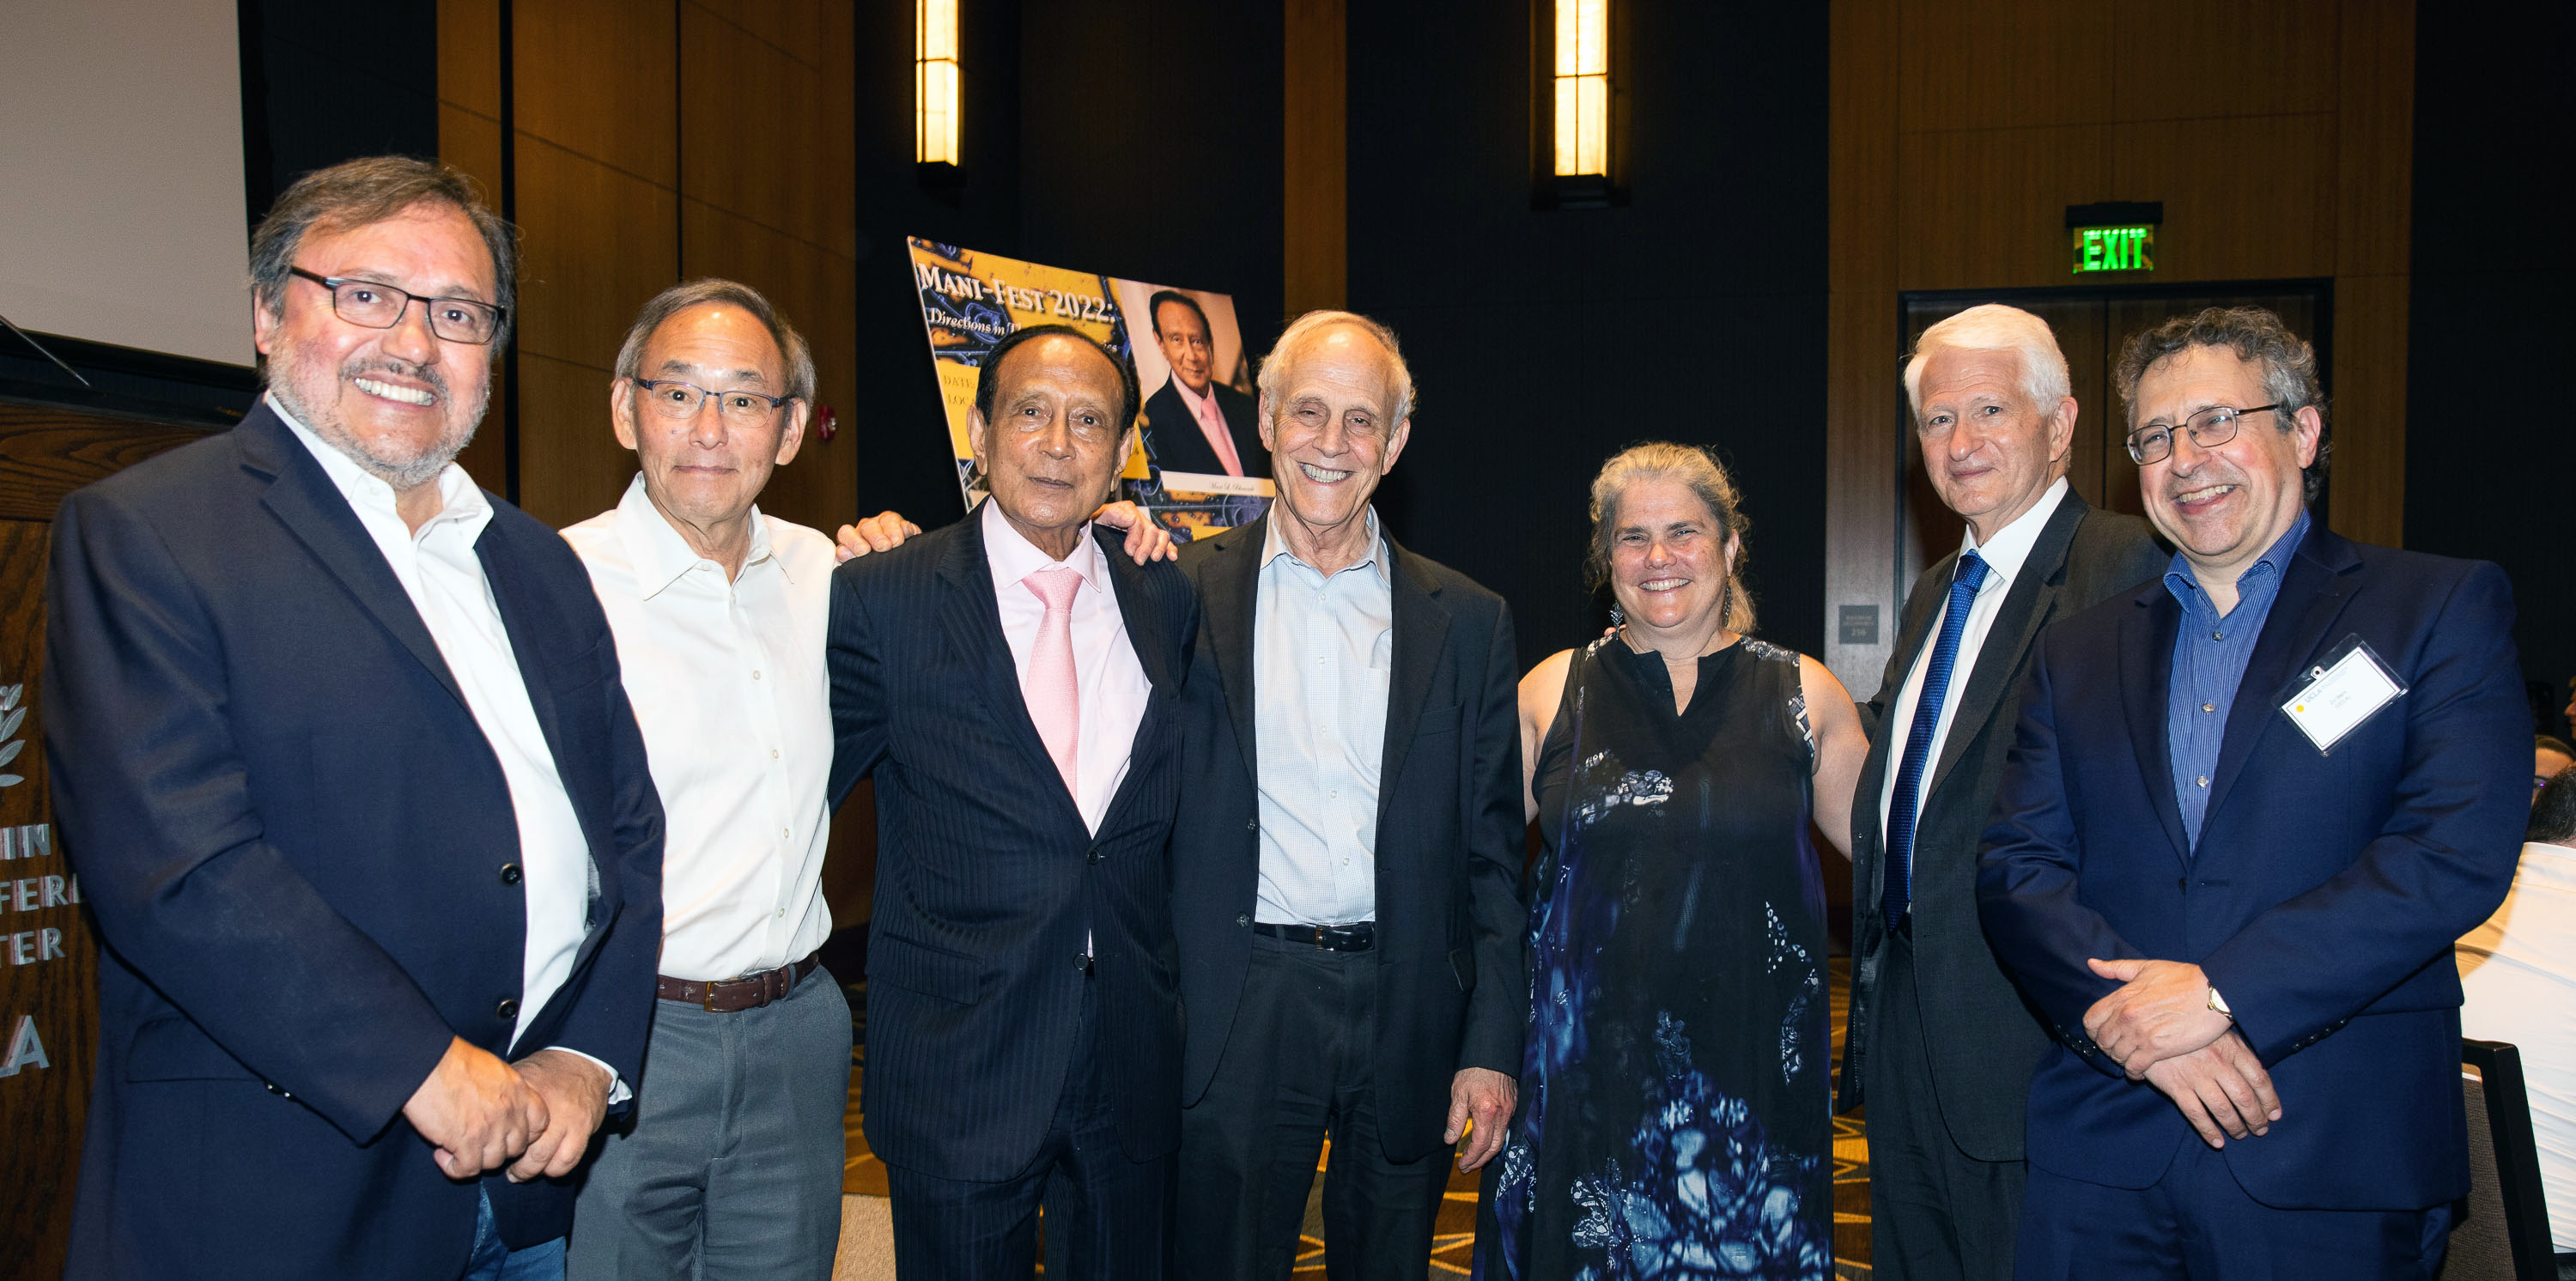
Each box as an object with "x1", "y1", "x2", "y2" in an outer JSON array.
[
  {"x1": 400, "y1": 1036, "x2": 614, "y2": 1183},
  {"x1": 2084, "y1": 957, "x2": 2282, "y2": 1150}
]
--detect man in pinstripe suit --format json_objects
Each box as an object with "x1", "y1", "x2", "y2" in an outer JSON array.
[{"x1": 825, "y1": 324, "x2": 1198, "y2": 1278}]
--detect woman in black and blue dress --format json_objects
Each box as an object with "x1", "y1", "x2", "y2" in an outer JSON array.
[{"x1": 1479, "y1": 443, "x2": 1868, "y2": 1280}]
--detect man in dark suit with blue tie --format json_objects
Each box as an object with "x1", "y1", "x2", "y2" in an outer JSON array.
[
  {"x1": 1978, "y1": 307, "x2": 2528, "y2": 1278},
  {"x1": 1840, "y1": 305, "x2": 2164, "y2": 1280},
  {"x1": 827, "y1": 324, "x2": 1198, "y2": 1278},
  {"x1": 45, "y1": 156, "x2": 665, "y2": 1279}
]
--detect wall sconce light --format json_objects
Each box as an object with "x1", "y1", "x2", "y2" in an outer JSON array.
[
  {"x1": 916, "y1": 0, "x2": 960, "y2": 177},
  {"x1": 1538, "y1": 0, "x2": 1616, "y2": 208}
]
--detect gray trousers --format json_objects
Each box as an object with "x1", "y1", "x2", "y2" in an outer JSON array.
[
  {"x1": 567, "y1": 962, "x2": 854, "y2": 1281},
  {"x1": 1865, "y1": 930, "x2": 2028, "y2": 1281}
]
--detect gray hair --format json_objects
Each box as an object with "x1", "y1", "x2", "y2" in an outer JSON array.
[
  {"x1": 1902, "y1": 303, "x2": 2073, "y2": 421},
  {"x1": 248, "y1": 156, "x2": 520, "y2": 349},
  {"x1": 2114, "y1": 306, "x2": 2330, "y2": 503},
  {"x1": 1586, "y1": 441, "x2": 1757, "y2": 634},
  {"x1": 612, "y1": 279, "x2": 816, "y2": 405},
  {"x1": 1256, "y1": 310, "x2": 1416, "y2": 427}
]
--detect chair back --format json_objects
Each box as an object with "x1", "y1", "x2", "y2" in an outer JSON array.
[{"x1": 2439, "y1": 1040, "x2": 2558, "y2": 1280}]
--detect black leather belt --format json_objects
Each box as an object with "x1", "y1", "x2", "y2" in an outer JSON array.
[
  {"x1": 1254, "y1": 921, "x2": 1376, "y2": 952},
  {"x1": 657, "y1": 950, "x2": 820, "y2": 1011}
]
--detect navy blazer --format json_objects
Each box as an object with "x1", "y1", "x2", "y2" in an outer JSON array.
[
  {"x1": 1978, "y1": 520, "x2": 2525, "y2": 1210},
  {"x1": 45, "y1": 403, "x2": 665, "y2": 1277},
  {"x1": 827, "y1": 504, "x2": 1197, "y2": 1181},
  {"x1": 1166, "y1": 515, "x2": 1526, "y2": 1163}
]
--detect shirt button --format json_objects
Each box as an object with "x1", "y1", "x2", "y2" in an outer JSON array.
[
  {"x1": 781, "y1": 828, "x2": 791, "y2": 839},
  {"x1": 498, "y1": 862, "x2": 522, "y2": 885},
  {"x1": 2196, "y1": 775, "x2": 2209, "y2": 787},
  {"x1": 753, "y1": 670, "x2": 762, "y2": 679},
  {"x1": 2202, "y1": 703, "x2": 2216, "y2": 713},
  {"x1": 494, "y1": 998, "x2": 519, "y2": 1022},
  {"x1": 2212, "y1": 632, "x2": 2224, "y2": 640},
  {"x1": 776, "y1": 908, "x2": 786, "y2": 918},
  {"x1": 771, "y1": 749, "x2": 781, "y2": 759}
]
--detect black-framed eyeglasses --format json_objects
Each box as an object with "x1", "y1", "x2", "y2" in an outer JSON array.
[
  {"x1": 2124, "y1": 404, "x2": 2281, "y2": 465},
  {"x1": 289, "y1": 267, "x2": 506, "y2": 344},
  {"x1": 630, "y1": 378, "x2": 794, "y2": 424}
]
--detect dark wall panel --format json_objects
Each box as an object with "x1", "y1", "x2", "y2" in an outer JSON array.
[
  {"x1": 239, "y1": 0, "x2": 440, "y2": 227},
  {"x1": 2405, "y1": 4, "x2": 2576, "y2": 730},
  {"x1": 1347, "y1": 1, "x2": 1832, "y2": 670}
]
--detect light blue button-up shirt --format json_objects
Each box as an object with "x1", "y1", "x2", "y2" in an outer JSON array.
[
  {"x1": 1253, "y1": 509, "x2": 1394, "y2": 926},
  {"x1": 2164, "y1": 507, "x2": 2310, "y2": 848}
]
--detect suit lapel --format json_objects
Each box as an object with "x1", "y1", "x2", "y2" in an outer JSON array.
[
  {"x1": 2118, "y1": 581, "x2": 2192, "y2": 865},
  {"x1": 246, "y1": 407, "x2": 466, "y2": 709},
  {"x1": 1096, "y1": 526, "x2": 1177, "y2": 830},
  {"x1": 2201, "y1": 525, "x2": 2361, "y2": 827},
  {"x1": 477, "y1": 521, "x2": 614, "y2": 948},
  {"x1": 1200, "y1": 518, "x2": 1267, "y2": 788},
  {"x1": 1377, "y1": 536, "x2": 1450, "y2": 830},
  {"x1": 1925, "y1": 496, "x2": 2089, "y2": 797},
  {"x1": 935, "y1": 505, "x2": 1087, "y2": 832},
  {"x1": 1853, "y1": 551, "x2": 1955, "y2": 860}
]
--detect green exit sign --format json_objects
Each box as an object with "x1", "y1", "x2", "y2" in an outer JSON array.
[{"x1": 2072, "y1": 225, "x2": 2155, "y2": 274}]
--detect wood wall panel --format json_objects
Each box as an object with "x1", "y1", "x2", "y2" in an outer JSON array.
[
  {"x1": 678, "y1": 200, "x2": 859, "y2": 532},
  {"x1": 679, "y1": 3, "x2": 837, "y2": 254},
  {"x1": 513, "y1": 138, "x2": 681, "y2": 368},
  {"x1": 2111, "y1": 113, "x2": 2338, "y2": 282},
  {"x1": 1893, "y1": 124, "x2": 2112, "y2": 291},
  {"x1": 1894, "y1": 0, "x2": 2115, "y2": 133},
  {"x1": 2111, "y1": 0, "x2": 2339, "y2": 121},
  {"x1": 513, "y1": 352, "x2": 629, "y2": 526},
  {"x1": 438, "y1": 0, "x2": 503, "y2": 120},
  {"x1": 1283, "y1": 0, "x2": 1347, "y2": 317},
  {"x1": 1829, "y1": 0, "x2": 2415, "y2": 662},
  {"x1": 513, "y1": 0, "x2": 679, "y2": 188}
]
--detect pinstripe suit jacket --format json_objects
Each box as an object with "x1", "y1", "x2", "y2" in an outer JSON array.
[{"x1": 826, "y1": 502, "x2": 1198, "y2": 1181}]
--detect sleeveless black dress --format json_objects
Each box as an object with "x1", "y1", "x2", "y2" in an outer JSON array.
[{"x1": 1479, "y1": 634, "x2": 1833, "y2": 1280}]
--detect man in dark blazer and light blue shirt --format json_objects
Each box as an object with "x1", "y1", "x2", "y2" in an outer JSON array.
[
  {"x1": 1167, "y1": 311, "x2": 1524, "y2": 1280},
  {"x1": 1839, "y1": 304, "x2": 2164, "y2": 1280},
  {"x1": 45, "y1": 157, "x2": 665, "y2": 1279},
  {"x1": 1978, "y1": 307, "x2": 2527, "y2": 1278},
  {"x1": 825, "y1": 324, "x2": 1198, "y2": 1278}
]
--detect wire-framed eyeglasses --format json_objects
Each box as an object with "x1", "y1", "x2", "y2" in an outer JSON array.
[
  {"x1": 2124, "y1": 404, "x2": 2281, "y2": 465},
  {"x1": 630, "y1": 378, "x2": 794, "y2": 424},
  {"x1": 289, "y1": 267, "x2": 505, "y2": 344}
]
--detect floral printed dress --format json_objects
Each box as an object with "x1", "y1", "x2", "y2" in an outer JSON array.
[{"x1": 1479, "y1": 634, "x2": 1832, "y2": 1281}]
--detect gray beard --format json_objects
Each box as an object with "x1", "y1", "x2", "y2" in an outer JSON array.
[{"x1": 268, "y1": 370, "x2": 487, "y2": 493}]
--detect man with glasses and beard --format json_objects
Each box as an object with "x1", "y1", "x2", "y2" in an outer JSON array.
[{"x1": 45, "y1": 156, "x2": 665, "y2": 1280}]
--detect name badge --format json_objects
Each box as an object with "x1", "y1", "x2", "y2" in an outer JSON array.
[{"x1": 2279, "y1": 635, "x2": 2406, "y2": 755}]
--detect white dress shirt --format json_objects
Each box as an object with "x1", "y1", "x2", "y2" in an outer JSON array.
[
  {"x1": 562, "y1": 475, "x2": 835, "y2": 983},
  {"x1": 1253, "y1": 508, "x2": 1392, "y2": 926},
  {"x1": 981, "y1": 501, "x2": 1151, "y2": 835},
  {"x1": 1877, "y1": 477, "x2": 2071, "y2": 849},
  {"x1": 2458, "y1": 839, "x2": 2576, "y2": 1250},
  {"x1": 273, "y1": 397, "x2": 594, "y2": 1061}
]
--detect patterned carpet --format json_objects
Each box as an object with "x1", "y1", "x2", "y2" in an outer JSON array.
[{"x1": 838, "y1": 956, "x2": 1874, "y2": 1277}]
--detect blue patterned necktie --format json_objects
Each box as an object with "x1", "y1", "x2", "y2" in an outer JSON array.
[{"x1": 1883, "y1": 550, "x2": 1990, "y2": 932}]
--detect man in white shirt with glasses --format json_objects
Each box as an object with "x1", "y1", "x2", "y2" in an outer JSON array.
[{"x1": 561, "y1": 280, "x2": 846, "y2": 1281}]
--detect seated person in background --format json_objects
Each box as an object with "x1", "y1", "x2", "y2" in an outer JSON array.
[
  {"x1": 2537, "y1": 735, "x2": 2574, "y2": 802},
  {"x1": 2459, "y1": 769, "x2": 2576, "y2": 1266}
]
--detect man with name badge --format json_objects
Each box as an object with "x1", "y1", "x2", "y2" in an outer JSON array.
[{"x1": 1978, "y1": 307, "x2": 2527, "y2": 1278}]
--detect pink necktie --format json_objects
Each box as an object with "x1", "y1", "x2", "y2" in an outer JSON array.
[
  {"x1": 1023, "y1": 567, "x2": 1082, "y2": 798},
  {"x1": 1189, "y1": 388, "x2": 1245, "y2": 477}
]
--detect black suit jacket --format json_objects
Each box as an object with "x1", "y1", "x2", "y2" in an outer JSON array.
[
  {"x1": 1168, "y1": 515, "x2": 1525, "y2": 1163},
  {"x1": 1836, "y1": 491, "x2": 2163, "y2": 1160},
  {"x1": 1142, "y1": 379, "x2": 1266, "y2": 479},
  {"x1": 1978, "y1": 524, "x2": 2525, "y2": 1205},
  {"x1": 827, "y1": 504, "x2": 1198, "y2": 1181},
  {"x1": 46, "y1": 403, "x2": 665, "y2": 1277}
]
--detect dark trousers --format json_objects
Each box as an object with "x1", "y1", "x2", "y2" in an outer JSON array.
[
  {"x1": 884, "y1": 978, "x2": 1172, "y2": 1280},
  {"x1": 1176, "y1": 933, "x2": 1452, "y2": 1281},
  {"x1": 1864, "y1": 929, "x2": 2027, "y2": 1281},
  {"x1": 2014, "y1": 1133, "x2": 2453, "y2": 1279}
]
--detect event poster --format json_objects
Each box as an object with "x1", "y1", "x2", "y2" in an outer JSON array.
[{"x1": 908, "y1": 238, "x2": 1273, "y2": 538}]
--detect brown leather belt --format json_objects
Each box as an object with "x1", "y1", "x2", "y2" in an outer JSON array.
[{"x1": 656, "y1": 951, "x2": 821, "y2": 1012}]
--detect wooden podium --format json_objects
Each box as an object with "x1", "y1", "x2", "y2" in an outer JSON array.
[{"x1": 0, "y1": 399, "x2": 211, "y2": 1278}]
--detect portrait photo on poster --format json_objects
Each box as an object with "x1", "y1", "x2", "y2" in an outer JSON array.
[{"x1": 906, "y1": 237, "x2": 1273, "y2": 542}]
